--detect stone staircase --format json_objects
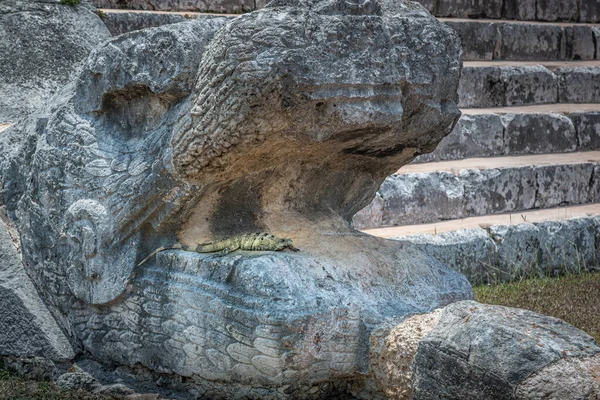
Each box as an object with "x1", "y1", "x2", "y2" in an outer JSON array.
[
  {"x1": 94, "y1": 0, "x2": 600, "y2": 284},
  {"x1": 355, "y1": 2, "x2": 600, "y2": 284}
]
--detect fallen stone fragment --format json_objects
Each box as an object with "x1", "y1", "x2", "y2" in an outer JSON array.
[
  {"x1": 368, "y1": 301, "x2": 600, "y2": 399},
  {"x1": 56, "y1": 365, "x2": 102, "y2": 392}
]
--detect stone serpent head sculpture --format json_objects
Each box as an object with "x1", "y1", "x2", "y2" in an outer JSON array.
[{"x1": 2, "y1": 0, "x2": 470, "y2": 395}]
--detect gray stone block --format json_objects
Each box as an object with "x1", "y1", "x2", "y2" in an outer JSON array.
[
  {"x1": 499, "y1": 23, "x2": 563, "y2": 61},
  {"x1": 352, "y1": 192, "x2": 383, "y2": 230},
  {"x1": 580, "y1": 1, "x2": 600, "y2": 23},
  {"x1": 502, "y1": 0, "x2": 536, "y2": 20},
  {"x1": 570, "y1": 112, "x2": 600, "y2": 151},
  {"x1": 536, "y1": 0, "x2": 579, "y2": 21},
  {"x1": 458, "y1": 66, "x2": 504, "y2": 108},
  {"x1": 501, "y1": 113, "x2": 577, "y2": 155},
  {"x1": 420, "y1": 114, "x2": 504, "y2": 161},
  {"x1": 395, "y1": 216, "x2": 600, "y2": 284},
  {"x1": 100, "y1": 11, "x2": 187, "y2": 36},
  {"x1": 594, "y1": 27, "x2": 600, "y2": 59},
  {"x1": 444, "y1": 21, "x2": 499, "y2": 61},
  {"x1": 0, "y1": 220, "x2": 75, "y2": 361},
  {"x1": 380, "y1": 173, "x2": 464, "y2": 226},
  {"x1": 413, "y1": 301, "x2": 600, "y2": 399},
  {"x1": 535, "y1": 163, "x2": 596, "y2": 208},
  {"x1": 436, "y1": 0, "x2": 502, "y2": 18},
  {"x1": 562, "y1": 25, "x2": 596, "y2": 61},
  {"x1": 536, "y1": 218, "x2": 600, "y2": 274},
  {"x1": 413, "y1": 0, "x2": 435, "y2": 13},
  {"x1": 94, "y1": 0, "x2": 255, "y2": 13},
  {"x1": 501, "y1": 65, "x2": 558, "y2": 106},
  {"x1": 557, "y1": 67, "x2": 600, "y2": 103},
  {"x1": 461, "y1": 167, "x2": 537, "y2": 217},
  {"x1": 593, "y1": 165, "x2": 600, "y2": 203},
  {"x1": 100, "y1": 12, "x2": 234, "y2": 36},
  {"x1": 398, "y1": 229, "x2": 497, "y2": 285}
]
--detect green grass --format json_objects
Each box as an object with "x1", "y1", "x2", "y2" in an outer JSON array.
[
  {"x1": 0, "y1": 369, "x2": 115, "y2": 400},
  {"x1": 474, "y1": 271, "x2": 600, "y2": 343},
  {"x1": 59, "y1": 0, "x2": 81, "y2": 6}
]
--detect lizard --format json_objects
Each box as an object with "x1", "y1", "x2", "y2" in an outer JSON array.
[{"x1": 137, "y1": 232, "x2": 299, "y2": 267}]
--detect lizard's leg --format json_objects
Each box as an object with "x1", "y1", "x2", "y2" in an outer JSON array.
[
  {"x1": 216, "y1": 248, "x2": 230, "y2": 257},
  {"x1": 216, "y1": 244, "x2": 240, "y2": 257},
  {"x1": 288, "y1": 245, "x2": 300, "y2": 252}
]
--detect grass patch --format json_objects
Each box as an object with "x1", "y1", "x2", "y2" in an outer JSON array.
[
  {"x1": 59, "y1": 0, "x2": 81, "y2": 6},
  {"x1": 474, "y1": 271, "x2": 600, "y2": 343},
  {"x1": 0, "y1": 369, "x2": 114, "y2": 400}
]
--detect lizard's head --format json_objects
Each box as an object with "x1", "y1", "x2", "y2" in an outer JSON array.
[{"x1": 275, "y1": 237, "x2": 297, "y2": 252}]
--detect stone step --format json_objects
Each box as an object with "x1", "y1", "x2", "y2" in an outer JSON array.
[
  {"x1": 98, "y1": 9, "x2": 235, "y2": 36},
  {"x1": 414, "y1": 105, "x2": 600, "y2": 163},
  {"x1": 98, "y1": 11, "x2": 600, "y2": 65},
  {"x1": 352, "y1": 152, "x2": 600, "y2": 229},
  {"x1": 95, "y1": 0, "x2": 257, "y2": 14},
  {"x1": 440, "y1": 18, "x2": 599, "y2": 61},
  {"x1": 458, "y1": 64, "x2": 600, "y2": 108},
  {"x1": 363, "y1": 203, "x2": 600, "y2": 238},
  {"x1": 362, "y1": 205, "x2": 600, "y2": 285},
  {"x1": 96, "y1": 0, "x2": 600, "y2": 23},
  {"x1": 415, "y1": 0, "x2": 600, "y2": 24}
]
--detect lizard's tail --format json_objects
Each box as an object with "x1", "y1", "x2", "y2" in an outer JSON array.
[{"x1": 137, "y1": 243, "x2": 185, "y2": 267}]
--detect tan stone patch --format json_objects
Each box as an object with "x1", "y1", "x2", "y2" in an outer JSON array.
[{"x1": 369, "y1": 309, "x2": 443, "y2": 400}]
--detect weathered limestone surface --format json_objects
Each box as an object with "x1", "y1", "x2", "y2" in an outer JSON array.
[
  {"x1": 582, "y1": 2, "x2": 600, "y2": 24},
  {"x1": 355, "y1": 162, "x2": 598, "y2": 228},
  {"x1": 563, "y1": 25, "x2": 596, "y2": 61},
  {"x1": 100, "y1": 11, "x2": 187, "y2": 35},
  {"x1": 414, "y1": 0, "x2": 599, "y2": 22},
  {"x1": 501, "y1": 113, "x2": 576, "y2": 155},
  {"x1": 502, "y1": 0, "x2": 535, "y2": 20},
  {"x1": 361, "y1": 301, "x2": 600, "y2": 399},
  {"x1": 412, "y1": 301, "x2": 600, "y2": 399},
  {"x1": 435, "y1": 0, "x2": 503, "y2": 19},
  {"x1": 557, "y1": 67, "x2": 600, "y2": 103},
  {"x1": 458, "y1": 65, "x2": 557, "y2": 108},
  {"x1": 450, "y1": 21, "x2": 598, "y2": 62},
  {"x1": 458, "y1": 67, "x2": 504, "y2": 108},
  {"x1": 413, "y1": 114, "x2": 504, "y2": 162},
  {"x1": 377, "y1": 173, "x2": 465, "y2": 227},
  {"x1": 0, "y1": 1, "x2": 473, "y2": 397},
  {"x1": 443, "y1": 21, "x2": 499, "y2": 61},
  {"x1": 571, "y1": 112, "x2": 600, "y2": 151},
  {"x1": 0, "y1": 218, "x2": 75, "y2": 361},
  {"x1": 393, "y1": 217, "x2": 600, "y2": 285},
  {"x1": 535, "y1": 163, "x2": 597, "y2": 208},
  {"x1": 100, "y1": 11, "x2": 233, "y2": 36},
  {"x1": 0, "y1": 0, "x2": 110, "y2": 123},
  {"x1": 536, "y1": 0, "x2": 579, "y2": 22},
  {"x1": 516, "y1": 354, "x2": 600, "y2": 399},
  {"x1": 459, "y1": 65, "x2": 600, "y2": 108},
  {"x1": 94, "y1": 0, "x2": 255, "y2": 13},
  {"x1": 461, "y1": 167, "x2": 537, "y2": 217},
  {"x1": 412, "y1": 112, "x2": 591, "y2": 163},
  {"x1": 502, "y1": 66, "x2": 558, "y2": 106}
]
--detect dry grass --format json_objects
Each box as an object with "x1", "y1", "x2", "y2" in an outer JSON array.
[
  {"x1": 474, "y1": 271, "x2": 600, "y2": 343},
  {"x1": 0, "y1": 370, "x2": 116, "y2": 400}
]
